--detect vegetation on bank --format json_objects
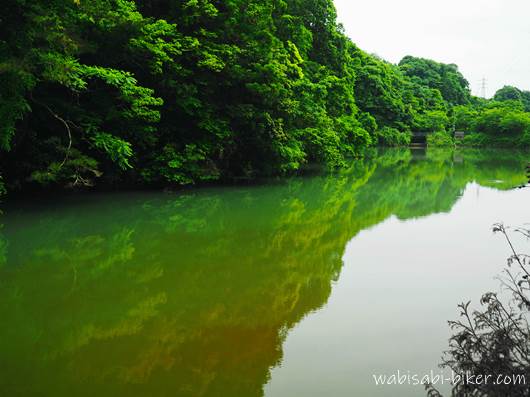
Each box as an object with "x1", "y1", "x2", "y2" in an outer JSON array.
[
  {"x1": 427, "y1": 225, "x2": 530, "y2": 397},
  {"x1": 456, "y1": 99, "x2": 530, "y2": 148},
  {"x1": 1, "y1": 0, "x2": 529, "y2": 195}
]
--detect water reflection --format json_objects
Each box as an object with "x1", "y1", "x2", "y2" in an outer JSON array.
[{"x1": 0, "y1": 148, "x2": 528, "y2": 396}]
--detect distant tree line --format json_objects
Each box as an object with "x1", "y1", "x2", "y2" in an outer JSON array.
[{"x1": 1, "y1": 0, "x2": 529, "y2": 195}]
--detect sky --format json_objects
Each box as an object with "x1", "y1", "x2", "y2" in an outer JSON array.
[{"x1": 333, "y1": 0, "x2": 530, "y2": 97}]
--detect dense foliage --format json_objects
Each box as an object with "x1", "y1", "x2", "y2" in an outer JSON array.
[
  {"x1": 494, "y1": 85, "x2": 530, "y2": 111},
  {"x1": 457, "y1": 99, "x2": 530, "y2": 147},
  {"x1": 399, "y1": 56, "x2": 471, "y2": 106},
  {"x1": 0, "y1": 0, "x2": 528, "y2": 194}
]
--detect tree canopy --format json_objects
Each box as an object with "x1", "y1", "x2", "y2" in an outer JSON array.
[{"x1": 0, "y1": 0, "x2": 529, "y2": 196}]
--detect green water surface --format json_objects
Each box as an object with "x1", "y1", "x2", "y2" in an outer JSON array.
[{"x1": 0, "y1": 148, "x2": 529, "y2": 397}]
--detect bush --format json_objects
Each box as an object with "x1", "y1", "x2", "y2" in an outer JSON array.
[
  {"x1": 415, "y1": 110, "x2": 451, "y2": 133},
  {"x1": 453, "y1": 105, "x2": 479, "y2": 132},
  {"x1": 518, "y1": 131, "x2": 530, "y2": 147},
  {"x1": 0, "y1": 175, "x2": 5, "y2": 198},
  {"x1": 474, "y1": 105, "x2": 530, "y2": 139},
  {"x1": 460, "y1": 132, "x2": 530, "y2": 148},
  {"x1": 460, "y1": 132, "x2": 488, "y2": 147},
  {"x1": 427, "y1": 131, "x2": 454, "y2": 147},
  {"x1": 375, "y1": 127, "x2": 412, "y2": 146},
  {"x1": 432, "y1": 225, "x2": 530, "y2": 397}
]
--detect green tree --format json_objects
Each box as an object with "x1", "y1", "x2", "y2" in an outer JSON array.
[
  {"x1": 1, "y1": 0, "x2": 529, "y2": 195},
  {"x1": 494, "y1": 85, "x2": 523, "y2": 102},
  {"x1": 399, "y1": 56, "x2": 471, "y2": 105}
]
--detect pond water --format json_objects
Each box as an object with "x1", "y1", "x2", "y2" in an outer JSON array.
[{"x1": 0, "y1": 148, "x2": 529, "y2": 397}]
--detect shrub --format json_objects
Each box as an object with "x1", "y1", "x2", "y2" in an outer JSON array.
[
  {"x1": 375, "y1": 127, "x2": 412, "y2": 146},
  {"x1": 427, "y1": 131, "x2": 454, "y2": 147},
  {"x1": 460, "y1": 131, "x2": 530, "y2": 148},
  {"x1": 460, "y1": 132, "x2": 488, "y2": 147},
  {"x1": 0, "y1": 175, "x2": 5, "y2": 197},
  {"x1": 518, "y1": 131, "x2": 530, "y2": 147},
  {"x1": 432, "y1": 225, "x2": 530, "y2": 397}
]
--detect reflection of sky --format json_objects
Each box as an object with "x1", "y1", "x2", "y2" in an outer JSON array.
[{"x1": 266, "y1": 183, "x2": 530, "y2": 397}]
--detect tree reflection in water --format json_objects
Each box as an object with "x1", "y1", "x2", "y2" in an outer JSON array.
[{"x1": 0, "y1": 148, "x2": 528, "y2": 397}]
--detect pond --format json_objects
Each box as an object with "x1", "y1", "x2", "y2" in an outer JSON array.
[{"x1": 0, "y1": 148, "x2": 529, "y2": 396}]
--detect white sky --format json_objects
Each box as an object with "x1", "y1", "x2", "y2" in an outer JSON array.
[{"x1": 334, "y1": 0, "x2": 530, "y2": 97}]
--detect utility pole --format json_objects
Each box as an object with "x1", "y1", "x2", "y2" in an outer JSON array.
[{"x1": 480, "y1": 77, "x2": 487, "y2": 99}]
